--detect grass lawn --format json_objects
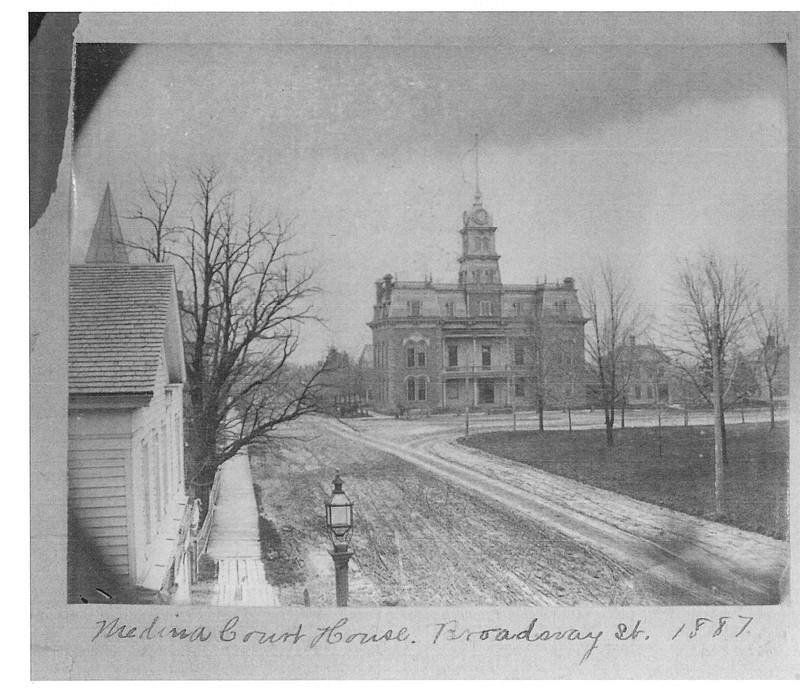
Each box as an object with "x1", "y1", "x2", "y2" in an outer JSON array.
[{"x1": 461, "y1": 421, "x2": 789, "y2": 540}]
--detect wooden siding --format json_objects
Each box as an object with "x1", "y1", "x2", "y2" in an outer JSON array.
[
  {"x1": 67, "y1": 421, "x2": 132, "y2": 581},
  {"x1": 130, "y1": 347, "x2": 187, "y2": 586}
]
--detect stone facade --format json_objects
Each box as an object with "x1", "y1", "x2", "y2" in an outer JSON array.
[{"x1": 369, "y1": 188, "x2": 587, "y2": 413}]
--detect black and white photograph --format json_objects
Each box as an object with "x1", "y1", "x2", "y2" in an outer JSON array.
[{"x1": 29, "y1": 11, "x2": 799, "y2": 680}]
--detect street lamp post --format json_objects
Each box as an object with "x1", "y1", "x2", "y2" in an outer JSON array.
[{"x1": 324, "y1": 469, "x2": 354, "y2": 607}]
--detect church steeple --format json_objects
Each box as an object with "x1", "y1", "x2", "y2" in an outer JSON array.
[{"x1": 85, "y1": 184, "x2": 129, "y2": 264}]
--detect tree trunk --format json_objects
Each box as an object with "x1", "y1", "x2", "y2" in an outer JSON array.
[
  {"x1": 657, "y1": 403, "x2": 663, "y2": 457},
  {"x1": 711, "y1": 322, "x2": 726, "y2": 514},
  {"x1": 621, "y1": 401, "x2": 626, "y2": 429},
  {"x1": 568, "y1": 405, "x2": 572, "y2": 433},
  {"x1": 537, "y1": 396, "x2": 544, "y2": 431},
  {"x1": 769, "y1": 389, "x2": 776, "y2": 430},
  {"x1": 604, "y1": 396, "x2": 615, "y2": 446}
]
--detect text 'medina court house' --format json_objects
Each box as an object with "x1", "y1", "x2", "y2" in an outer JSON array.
[{"x1": 369, "y1": 181, "x2": 588, "y2": 413}]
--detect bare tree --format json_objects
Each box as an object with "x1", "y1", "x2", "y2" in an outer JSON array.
[
  {"x1": 668, "y1": 254, "x2": 755, "y2": 467},
  {"x1": 748, "y1": 298, "x2": 788, "y2": 430},
  {"x1": 135, "y1": 167, "x2": 326, "y2": 506},
  {"x1": 126, "y1": 172, "x2": 179, "y2": 263},
  {"x1": 582, "y1": 263, "x2": 642, "y2": 446},
  {"x1": 527, "y1": 319, "x2": 558, "y2": 432}
]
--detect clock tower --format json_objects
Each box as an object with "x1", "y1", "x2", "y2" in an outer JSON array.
[{"x1": 457, "y1": 188, "x2": 501, "y2": 288}]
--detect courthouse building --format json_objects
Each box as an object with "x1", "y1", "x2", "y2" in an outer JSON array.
[{"x1": 369, "y1": 185, "x2": 587, "y2": 413}]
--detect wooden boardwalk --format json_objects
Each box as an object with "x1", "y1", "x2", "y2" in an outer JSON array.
[{"x1": 205, "y1": 454, "x2": 279, "y2": 606}]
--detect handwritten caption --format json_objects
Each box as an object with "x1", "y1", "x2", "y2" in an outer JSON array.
[{"x1": 91, "y1": 614, "x2": 755, "y2": 665}]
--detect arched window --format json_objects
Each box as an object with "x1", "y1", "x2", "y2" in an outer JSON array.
[
  {"x1": 417, "y1": 378, "x2": 427, "y2": 401},
  {"x1": 406, "y1": 340, "x2": 427, "y2": 367},
  {"x1": 406, "y1": 377, "x2": 416, "y2": 401}
]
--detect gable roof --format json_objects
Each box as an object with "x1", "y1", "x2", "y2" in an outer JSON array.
[{"x1": 69, "y1": 264, "x2": 185, "y2": 396}]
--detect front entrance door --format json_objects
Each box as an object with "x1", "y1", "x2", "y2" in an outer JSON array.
[{"x1": 478, "y1": 380, "x2": 495, "y2": 404}]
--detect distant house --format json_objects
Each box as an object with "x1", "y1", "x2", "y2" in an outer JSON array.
[
  {"x1": 618, "y1": 338, "x2": 672, "y2": 406},
  {"x1": 746, "y1": 337, "x2": 789, "y2": 405},
  {"x1": 68, "y1": 186, "x2": 192, "y2": 604}
]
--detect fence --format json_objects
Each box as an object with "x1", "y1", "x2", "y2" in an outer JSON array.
[{"x1": 193, "y1": 464, "x2": 224, "y2": 582}]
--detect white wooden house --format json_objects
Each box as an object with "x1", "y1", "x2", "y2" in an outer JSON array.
[{"x1": 67, "y1": 186, "x2": 192, "y2": 603}]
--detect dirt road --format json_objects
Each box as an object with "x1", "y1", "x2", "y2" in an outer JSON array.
[
  {"x1": 253, "y1": 412, "x2": 787, "y2": 606},
  {"x1": 340, "y1": 413, "x2": 788, "y2": 605}
]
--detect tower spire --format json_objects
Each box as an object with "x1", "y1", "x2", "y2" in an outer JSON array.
[
  {"x1": 85, "y1": 184, "x2": 129, "y2": 264},
  {"x1": 474, "y1": 133, "x2": 481, "y2": 203}
]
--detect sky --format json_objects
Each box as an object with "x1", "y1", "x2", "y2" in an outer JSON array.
[{"x1": 71, "y1": 43, "x2": 788, "y2": 363}]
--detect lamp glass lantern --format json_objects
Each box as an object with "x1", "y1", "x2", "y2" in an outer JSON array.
[{"x1": 325, "y1": 470, "x2": 354, "y2": 545}]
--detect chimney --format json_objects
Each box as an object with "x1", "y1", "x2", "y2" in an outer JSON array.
[{"x1": 383, "y1": 273, "x2": 394, "y2": 300}]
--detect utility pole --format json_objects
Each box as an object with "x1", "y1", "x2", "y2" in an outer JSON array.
[{"x1": 711, "y1": 321, "x2": 725, "y2": 516}]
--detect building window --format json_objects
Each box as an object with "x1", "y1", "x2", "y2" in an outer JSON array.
[
  {"x1": 407, "y1": 300, "x2": 421, "y2": 316},
  {"x1": 161, "y1": 421, "x2": 170, "y2": 505},
  {"x1": 481, "y1": 237, "x2": 490, "y2": 252},
  {"x1": 514, "y1": 343, "x2": 524, "y2": 366},
  {"x1": 634, "y1": 384, "x2": 641, "y2": 399},
  {"x1": 141, "y1": 440, "x2": 152, "y2": 544},
  {"x1": 472, "y1": 270, "x2": 480, "y2": 282},
  {"x1": 406, "y1": 376, "x2": 428, "y2": 401},
  {"x1": 448, "y1": 345, "x2": 459, "y2": 367},
  {"x1": 515, "y1": 378, "x2": 525, "y2": 398},
  {"x1": 153, "y1": 431, "x2": 164, "y2": 523},
  {"x1": 445, "y1": 301, "x2": 454, "y2": 316},
  {"x1": 446, "y1": 380, "x2": 459, "y2": 400},
  {"x1": 482, "y1": 345, "x2": 492, "y2": 368},
  {"x1": 478, "y1": 380, "x2": 495, "y2": 404},
  {"x1": 512, "y1": 302, "x2": 522, "y2": 316},
  {"x1": 486, "y1": 269, "x2": 494, "y2": 283},
  {"x1": 479, "y1": 300, "x2": 493, "y2": 316},
  {"x1": 406, "y1": 342, "x2": 426, "y2": 368},
  {"x1": 173, "y1": 412, "x2": 182, "y2": 492}
]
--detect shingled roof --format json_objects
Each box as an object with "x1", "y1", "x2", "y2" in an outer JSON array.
[{"x1": 69, "y1": 264, "x2": 182, "y2": 396}]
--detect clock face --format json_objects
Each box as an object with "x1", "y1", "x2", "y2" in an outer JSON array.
[{"x1": 474, "y1": 208, "x2": 489, "y2": 225}]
